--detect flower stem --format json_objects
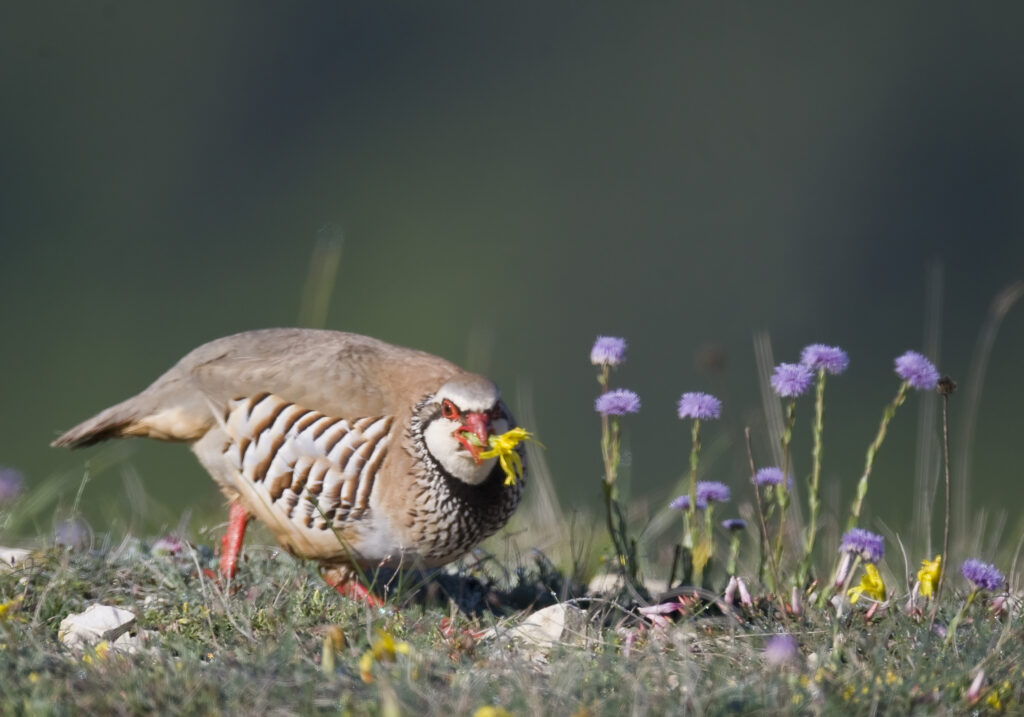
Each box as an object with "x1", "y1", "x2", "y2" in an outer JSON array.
[
  {"x1": 830, "y1": 554, "x2": 862, "y2": 660},
  {"x1": 600, "y1": 415, "x2": 640, "y2": 590},
  {"x1": 943, "y1": 588, "x2": 978, "y2": 650},
  {"x1": 935, "y1": 388, "x2": 953, "y2": 609},
  {"x1": 773, "y1": 400, "x2": 796, "y2": 577},
  {"x1": 727, "y1": 532, "x2": 740, "y2": 576},
  {"x1": 685, "y1": 419, "x2": 702, "y2": 550},
  {"x1": 745, "y1": 427, "x2": 783, "y2": 601},
  {"x1": 847, "y1": 381, "x2": 910, "y2": 530},
  {"x1": 798, "y1": 368, "x2": 827, "y2": 587}
]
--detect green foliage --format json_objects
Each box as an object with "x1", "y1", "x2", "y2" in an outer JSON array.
[{"x1": 0, "y1": 537, "x2": 1021, "y2": 715}]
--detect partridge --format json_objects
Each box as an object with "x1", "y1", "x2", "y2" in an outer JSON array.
[{"x1": 52, "y1": 329, "x2": 526, "y2": 602}]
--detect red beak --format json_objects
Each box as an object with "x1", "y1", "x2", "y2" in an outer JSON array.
[
  {"x1": 462, "y1": 412, "x2": 491, "y2": 445},
  {"x1": 453, "y1": 412, "x2": 492, "y2": 465}
]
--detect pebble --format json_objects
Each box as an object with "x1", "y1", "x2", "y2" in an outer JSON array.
[{"x1": 58, "y1": 604, "x2": 137, "y2": 652}]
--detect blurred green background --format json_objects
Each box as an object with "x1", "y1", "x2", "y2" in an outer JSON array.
[{"x1": 3, "y1": 4, "x2": 1022, "y2": 542}]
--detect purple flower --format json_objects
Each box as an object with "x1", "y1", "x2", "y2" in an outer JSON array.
[
  {"x1": 677, "y1": 392, "x2": 721, "y2": 420},
  {"x1": 752, "y1": 467, "x2": 790, "y2": 487},
  {"x1": 894, "y1": 351, "x2": 939, "y2": 391},
  {"x1": 961, "y1": 559, "x2": 1004, "y2": 592},
  {"x1": 800, "y1": 344, "x2": 849, "y2": 375},
  {"x1": 753, "y1": 467, "x2": 783, "y2": 487},
  {"x1": 697, "y1": 481, "x2": 731, "y2": 504},
  {"x1": 770, "y1": 362, "x2": 813, "y2": 398},
  {"x1": 721, "y1": 518, "x2": 747, "y2": 531},
  {"x1": 669, "y1": 494, "x2": 706, "y2": 511},
  {"x1": 595, "y1": 389, "x2": 641, "y2": 416},
  {"x1": 590, "y1": 336, "x2": 627, "y2": 367},
  {"x1": 839, "y1": 528, "x2": 885, "y2": 563},
  {"x1": 0, "y1": 467, "x2": 24, "y2": 503},
  {"x1": 763, "y1": 634, "x2": 799, "y2": 665}
]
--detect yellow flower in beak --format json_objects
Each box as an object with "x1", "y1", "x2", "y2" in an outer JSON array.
[
  {"x1": 917, "y1": 555, "x2": 941, "y2": 598},
  {"x1": 477, "y1": 428, "x2": 537, "y2": 486},
  {"x1": 848, "y1": 563, "x2": 886, "y2": 604}
]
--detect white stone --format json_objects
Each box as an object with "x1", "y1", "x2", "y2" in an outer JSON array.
[
  {"x1": 109, "y1": 629, "x2": 159, "y2": 655},
  {"x1": 0, "y1": 548, "x2": 31, "y2": 570},
  {"x1": 58, "y1": 604, "x2": 137, "y2": 651},
  {"x1": 506, "y1": 604, "x2": 589, "y2": 650}
]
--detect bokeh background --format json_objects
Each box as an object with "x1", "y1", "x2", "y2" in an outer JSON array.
[{"x1": 3, "y1": 5, "x2": 1022, "y2": 547}]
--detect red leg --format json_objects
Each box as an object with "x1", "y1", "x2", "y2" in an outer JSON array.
[
  {"x1": 220, "y1": 502, "x2": 250, "y2": 580},
  {"x1": 322, "y1": 567, "x2": 385, "y2": 607}
]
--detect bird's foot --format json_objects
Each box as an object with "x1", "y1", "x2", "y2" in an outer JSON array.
[
  {"x1": 327, "y1": 577, "x2": 385, "y2": 607},
  {"x1": 321, "y1": 566, "x2": 385, "y2": 607},
  {"x1": 219, "y1": 502, "x2": 250, "y2": 580}
]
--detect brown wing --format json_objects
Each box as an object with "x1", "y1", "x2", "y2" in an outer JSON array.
[{"x1": 52, "y1": 328, "x2": 461, "y2": 448}]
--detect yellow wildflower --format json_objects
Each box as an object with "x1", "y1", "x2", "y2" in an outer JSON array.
[
  {"x1": 477, "y1": 428, "x2": 537, "y2": 486},
  {"x1": 359, "y1": 629, "x2": 411, "y2": 683},
  {"x1": 473, "y1": 708, "x2": 514, "y2": 717},
  {"x1": 0, "y1": 595, "x2": 24, "y2": 621},
  {"x1": 82, "y1": 640, "x2": 110, "y2": 665},
  {"x1": 848, "y1": 563, "x2": 886, "y2": 604},
  {"x1": 918, "y1": 555, "x2": 941, "y2": 598}
]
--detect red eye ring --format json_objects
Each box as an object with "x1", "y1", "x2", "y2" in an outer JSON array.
[
  {"x1": 488, "y1": 406, "x2": 503, "y2": 421},
  {"x1": 441, "y1": 399, "x2": 460, "y2": 420}
]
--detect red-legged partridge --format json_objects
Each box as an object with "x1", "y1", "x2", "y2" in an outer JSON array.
[{"x1": 52, "y1": 329, "x2": 526, "y2": 602}]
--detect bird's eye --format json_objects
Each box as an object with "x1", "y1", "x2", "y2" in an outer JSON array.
[
  {"x1": 488, "y1": 406, "x2": 504, "y2": 421},
  {"x1": 441, "y1": 399, "x2": 460, "y2": 420}
]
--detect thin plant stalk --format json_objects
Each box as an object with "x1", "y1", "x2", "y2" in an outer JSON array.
[
  {"x1": 676, "y1": 391, "x2": 722, "y2": 586},
  {"x1": 932, "y1": 380, "x2": 955, "y2": 618},
  {"x1": 829, "y1": 554, "x2": 863, "y2": 661},
  {"x1": 943, "y1": 588, "x2": 979, "y2": 650},
  {"x1": 700, "y1": 504, "x2": 717, "y2": 582},
  {"x1": 798, "y1": 368, "x2": 827, "y2": 587},
  {"x1": 726, "y1": 531, "x2": 741, "y2": 576},
  {"x1": 772, "y1": 400, "x2": 796, "y2": 577},
  {"x1": 685, "y1": 419, "x2": 701, "y2": 550},
  {"x1": 600, "y1": 413, "x2": 638, "y2": 588},
  {"x1": 847, "y1": 381, "x2": 911, "y2": 530},
  {"x1": 746, "y1": 428, "x2": 783, "y2": 605},
  {"x1": 596, "y1": 365, "x2": 641, "y2": 591}
]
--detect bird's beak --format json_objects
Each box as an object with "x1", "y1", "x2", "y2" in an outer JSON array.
[
  {"x1": 462, "y1": 412, "x2": 492, "y2": 445},
  {"x1": 454, "y1": 412, "x2": 492, "y2": 464}
]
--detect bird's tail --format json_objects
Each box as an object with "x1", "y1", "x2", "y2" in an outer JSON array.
[{"x1": 51, "y1": 398, "x2": 142, "y2": 449}]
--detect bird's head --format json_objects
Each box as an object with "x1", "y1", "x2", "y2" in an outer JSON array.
[{"x1": 420, "y1": 375, "x2": 510, "y2": 485}]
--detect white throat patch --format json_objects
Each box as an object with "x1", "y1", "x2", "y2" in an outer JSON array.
[{"x1": 422, "y1": 416, "x2": 497, "y2": 485}]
